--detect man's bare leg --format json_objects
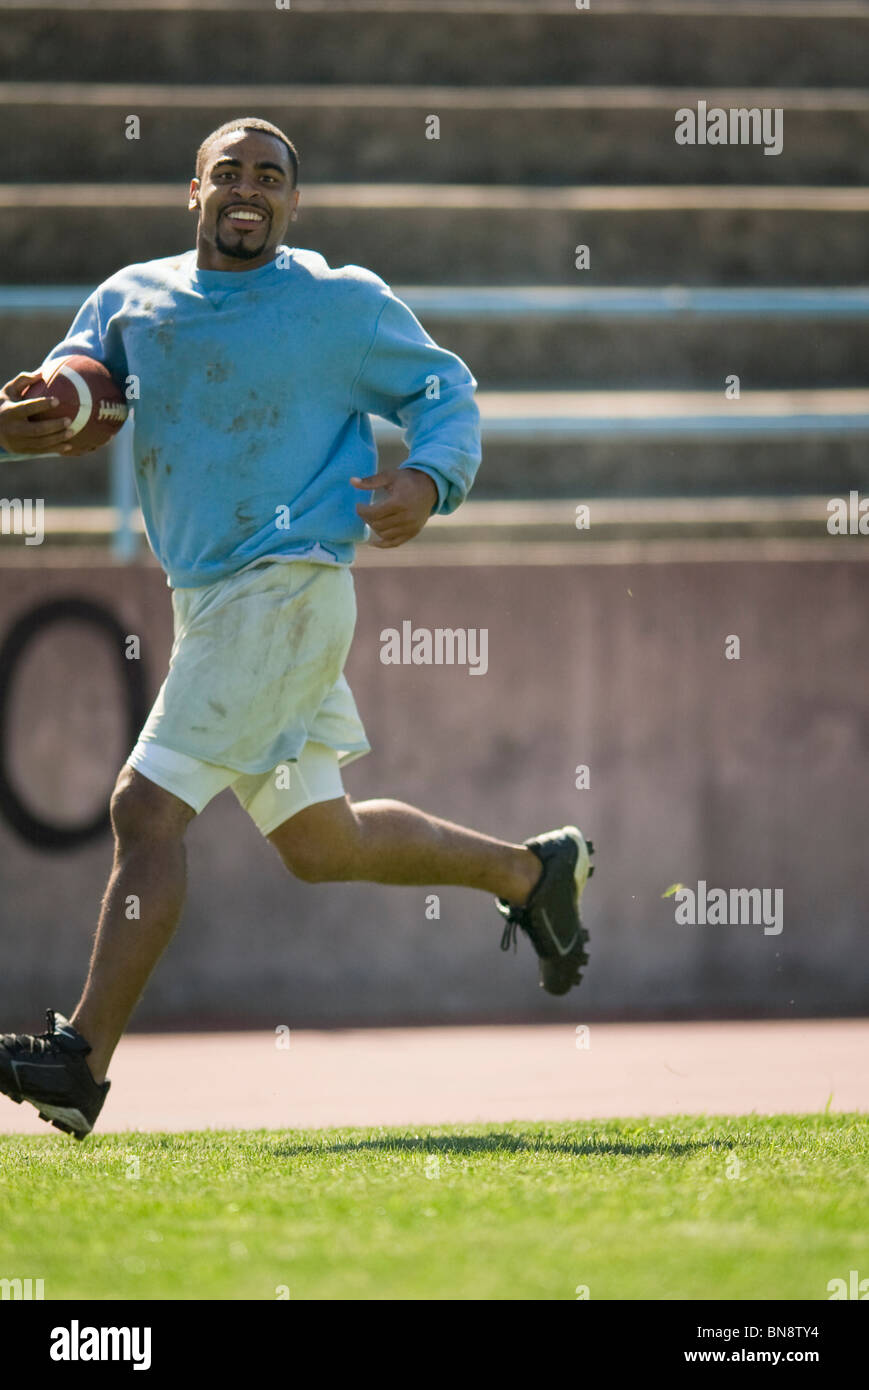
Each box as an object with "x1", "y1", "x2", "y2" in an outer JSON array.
[
  {"x1": 70, "y1": 784, "x2": 555, "y2": 1083},
  {"x1": 268, "y1": 794, "x2": 543, "y2": 902},
  {"x1": 71, "y1": 766, "x2": 196, "y2": 1083}
]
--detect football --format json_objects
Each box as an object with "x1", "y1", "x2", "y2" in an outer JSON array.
[{"x1": 22, "y1": 354, "x2": 128, "y2": 454}]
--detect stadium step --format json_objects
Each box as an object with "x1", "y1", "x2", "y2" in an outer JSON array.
[
  {"x1": 431, "y1": 386, "x2": 869, "y2": 438},
  {"x1": 400, "y1": 287, "x2": 869, "y2": 390},
  {"x1": 1, "y1": 184, "x2": 867, "y2": 284},
  {"x1": 376, "y1": 387, "x2": 869, "y2": 497},
  {"x1": 4, "y1": 83, "x2": 869, "y2": 186},
  {"x1": 3, "y1": 389, "x2": 868, "y2": 506},
  {"x1": 4, "y1": 286, "x2": 869, "y2": 392},
  {"x1": 0, "y1": 496, "x2": 859, "y2": 560},
  {"x1": 4, "y1": 2, "x2": 868, "y2": 88}
]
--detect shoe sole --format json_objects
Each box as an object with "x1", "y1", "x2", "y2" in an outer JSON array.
[
  {"x1": 36, "y1": 1102, "x2": 92, "y2": 1139},
  {"x1": 539, "y1": 827, "x2": 593, "y2": 995},
  {"x1": 0, "y1": 1079, "x2": 92, "y2": 1139}
]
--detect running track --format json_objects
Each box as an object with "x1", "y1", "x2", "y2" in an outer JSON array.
[{"x1": 0, "y1": 1021, "x2": 865, "y2": 1135}]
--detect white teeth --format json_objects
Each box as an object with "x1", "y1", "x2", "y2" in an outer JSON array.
[{"x1": 227, "y1": 209, "x2": 264, "y2": 221}]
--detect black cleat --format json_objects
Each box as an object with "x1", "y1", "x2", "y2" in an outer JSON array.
[
  {"x1": 497, "y1": 826, "x2": 594, "y2": 996},
  {"x1": 0, "y1": 1010, "x2": 109, "y2": 1140}
]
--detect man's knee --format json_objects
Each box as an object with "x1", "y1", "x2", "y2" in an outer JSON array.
[
  {"x1": 269, "y1": 796, "x2": 358, "y2": 883},
  {"x1": 276, "y1": 835, "x2": 352, "y2": 884},
  {"x1": 282, "y1": 846, "x2": 335, "y2": 883},
  {"x1": 110, "y1": 765, "x2": 195, "y2": 846}
]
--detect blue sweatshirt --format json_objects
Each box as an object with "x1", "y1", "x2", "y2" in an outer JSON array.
[{"x1": 34, "y1": 247, "x2": 481, "y2": 587}]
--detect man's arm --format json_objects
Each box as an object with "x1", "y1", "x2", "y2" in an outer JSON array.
[{"x1": 349, "y1": 288, "x2": 482, "y2": 547}]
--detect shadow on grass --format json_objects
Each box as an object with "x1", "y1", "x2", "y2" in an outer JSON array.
[{"x1": 264, "y1": 1133, "x2": 726, "y2": 1159}]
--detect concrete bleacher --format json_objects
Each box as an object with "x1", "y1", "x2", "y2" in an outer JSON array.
[
  {"x1": 0, "y1": 0, "x2": 867, "y2": 536},
  {"x1": 4, "y1": 82, "x2": 869, "y2": 186},
  {"x1": 2, "y1": 183, "x2": 868, "y2": 285},
  {"x1": 4, "y1": 2, "x2": 868, "y2": 89}
]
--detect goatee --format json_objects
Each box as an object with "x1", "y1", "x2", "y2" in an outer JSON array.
[{"x1": 214, "y1": 231, "x2": 267, "y2": 262}]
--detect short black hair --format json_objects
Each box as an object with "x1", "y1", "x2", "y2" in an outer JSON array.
[{"x1": 196, "y1": 118, "x2": 299, "y2": 187}]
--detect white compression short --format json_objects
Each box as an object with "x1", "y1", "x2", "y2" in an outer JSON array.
[{"x1": 127, "y1": 737, "x2": 345, "y2": 837}]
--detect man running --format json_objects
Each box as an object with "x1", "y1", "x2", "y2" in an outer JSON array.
[{"x1": 0, "y1": 118, "x2": 594, "y2": 1139}]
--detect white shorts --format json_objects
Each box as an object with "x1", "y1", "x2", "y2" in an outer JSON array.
[
  {"x1": 127, "y1": 737, "x2": 344, "y2": 837},
  {"x1": 127, "y1": 557, "x2": 370, "y2": 833}
]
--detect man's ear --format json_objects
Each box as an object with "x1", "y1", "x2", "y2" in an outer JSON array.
[{"x1": 188, "y1": 178, "x2": 201, "y2": 212}]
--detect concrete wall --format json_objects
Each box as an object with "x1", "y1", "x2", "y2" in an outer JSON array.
[{"x1": 0, "y1": 554, "x2": 867, "y2": 1029}]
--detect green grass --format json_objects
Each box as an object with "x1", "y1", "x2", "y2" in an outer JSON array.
[{"x1": 1, "y1": 1114, "x2": 866, "y2": 1300}]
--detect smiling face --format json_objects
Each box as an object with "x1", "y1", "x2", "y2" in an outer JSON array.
[{"x1": 189, "y1": 128, "x2": 300, "y2": 271}]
